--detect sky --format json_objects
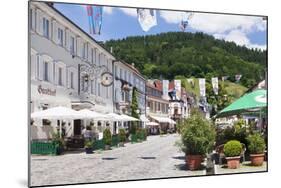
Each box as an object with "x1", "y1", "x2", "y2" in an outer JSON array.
[{"x1": 54, "y1": 3, "x2": 267, "y2": 50}]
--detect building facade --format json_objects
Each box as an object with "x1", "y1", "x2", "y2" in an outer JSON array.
[{"x1": 29, "y1": 2, "x2": 115, "y2": 141}]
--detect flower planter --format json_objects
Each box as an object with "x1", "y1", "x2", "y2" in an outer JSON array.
[
  {"x1": 250, "y1": 153, "x2": 264, "y2": 166},
  {"x1": 226, "y1": 156, "x2": 240, "y2": 169},
  {"x1": 186, "y1": 155, "x2": 203, "y2": 170},
  {"x1": 85, "y1": 148, "x2": 93, "y2": 154}
]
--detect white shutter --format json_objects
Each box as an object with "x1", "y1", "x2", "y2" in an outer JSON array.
[
  {"x1": 36, "y1": 9, "x2": 43, "y2": 35},
  {"x1": 65, "y1": 29, "x2": 70, "y2": 50},
  {"x1": 52, "y1": 20, "x2": 58, "y2": 44},
  {"x1": 49, "y1": 61, "x2": 54, "y2": 83},
  {"x1": 37, "y1": 55, "x2": 43, "y2": 80},
  {"x1": 67, "y1": 69, "x2": 71, "y2": 88}
]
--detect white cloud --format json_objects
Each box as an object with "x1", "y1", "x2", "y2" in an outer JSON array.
[
  {"x1": 119, "y1": 8, "x2": 137, "y2": 17},
  {"x1": 214, "y1": 30, "x2": 266, "y2": 50},
  {"x1": 159, "y1": 11, "x2": 187, "y2": 24}
]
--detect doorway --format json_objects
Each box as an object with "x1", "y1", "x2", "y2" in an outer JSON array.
[{"x1": 73, "y1": 119, "x2": 82, "y2": 136}]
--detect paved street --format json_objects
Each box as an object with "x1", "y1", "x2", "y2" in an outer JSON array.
[
  {"x1": 30, "y1": 134, "x2": 267, "y2": 187},
  {"x1": 31, "y1": 134, "x2": 204, "y2": 186}
]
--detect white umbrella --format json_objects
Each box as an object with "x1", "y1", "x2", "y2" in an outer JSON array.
[
  {"x1": 140, "y1": 114, "x2": 149, "y2": 122},
  {"x1": 78, "y1": 109, "x2": 107, "y2": 120},
  {"x1": 106, "y1": 113, "x2": 124, "y2": 121},
  {"x1": 120, "y1": 114, "x2": 139, "y2": 121},
  {"x1": 31, "y1": 106, "x2": 86, "y2": 138}
]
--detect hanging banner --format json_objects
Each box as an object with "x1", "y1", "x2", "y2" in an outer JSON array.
[
  {"x1": 86, "y1": 5, "x2": 103, "y2": 34},
  {"x1": 174, "y1": 80, "x2": 181, "y2": 100},
  {"x1": 162, "y1": 80, "x2": 169, "y2": 100},
  {"x1": 199, "y1": 78, "x2": 206, "y2": 97},
  {"x1": 211, "y1": 77, "x2": 219, "y2": 95},
  {"x1": 137, "y1": 9, "x2": 157, "y2": 32},
  {"x1": 235, "y1": 74, "x2": 242, "y2": 82},
  {"x1": 179, "y1": 12, "x2": 193, "y2": 31}
]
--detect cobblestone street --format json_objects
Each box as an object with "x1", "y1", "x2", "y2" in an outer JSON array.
[{"x1": 30, "y1": 134, "x2": 267, "y2": 187}]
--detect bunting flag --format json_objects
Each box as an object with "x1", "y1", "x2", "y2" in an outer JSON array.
[
  {"x1": 199, "y1": 78, "x2": 206, "y2": 97},
  {"x1": 137, "y1": 9, "x2": 157, "y2": 32},
  {"x1": 235, "y1": 74, "x2": 242, "y2": 82},
  {"x1": 86, "y1": 5, "x2": 103, "y2": 35},
  {"x1": 174, "y1": 80, "x2": 181, "y2": 100},
  {"x1": 211, "y1": 77, "x2": 219, "y2": 95},
  {"x1": 179, "y1": 12, "x2": 193, "y2": 31},
  {"x1": 162, "y1": 80, "x2": 169, "y2": 100}
]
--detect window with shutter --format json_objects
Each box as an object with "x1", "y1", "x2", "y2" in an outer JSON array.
[
  {"x1": 58, "y1": 28, "x2": 63, "y2": 46},
  {"x1": 43, "y1": 62, "x2": 49, "y2": 82},
  {"x1": 58, "y1": 67, "x2": 63, "y2": 86},
  {"x1": 70, "y1": 36, "x2": 75, "y2": 55},
  {"x1": 43, "y1": 17, "x2": 49, "y2": 39},
  {"x1": 70, "y1": 72, "x2": 74, "y2": 89}
]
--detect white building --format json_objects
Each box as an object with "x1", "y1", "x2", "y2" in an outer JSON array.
[{"x1": 29, "y1": 2, "x2": 115, "y2": 141}]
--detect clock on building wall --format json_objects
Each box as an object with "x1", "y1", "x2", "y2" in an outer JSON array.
[{"x1": 100, "y1": 72, "x2": 113, "y2": 87}]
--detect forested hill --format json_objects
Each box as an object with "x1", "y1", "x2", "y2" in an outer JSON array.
[{"x1": 104, "y1": 32, "x2": 266, "y2": 88}]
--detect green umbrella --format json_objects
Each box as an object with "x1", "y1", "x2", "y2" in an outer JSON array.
[{"x1": 216, "y1": 89, "x2": 267, "y2": 118}]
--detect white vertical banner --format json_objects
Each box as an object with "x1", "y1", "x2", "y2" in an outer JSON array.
[
  {"x1": 162, "y1": 80, "x2": 169, "y2": 100},
  {"x1": 174, "y1": 80, "x2": 181, "y2": 100},
  {"x1": 211, "y1": 77, "x2": 219, "y2": 95},
  {"x1": 137, "y1": 9, "x2": 157, "y2": 32},
  {"x1": 199, "y1": 78, "x2": 206, "y2": 97}
]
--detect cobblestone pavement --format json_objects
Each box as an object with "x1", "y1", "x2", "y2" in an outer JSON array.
[
  {"x1": 31, "y1": 134, "x2": 204, "y2": 186},
  {"x1": 30, "y1": 134, "x2": 267, "y2": 187}
]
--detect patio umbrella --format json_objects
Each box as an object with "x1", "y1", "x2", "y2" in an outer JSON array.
[
  {"x1": 146, "y1": 122, "x2": 159, "y2": 126},
  {"x1": 106, "y1": 113, "x2": 124, "y2": 121},
  {"x1": 77, "y1": 109, "x2": 108, "y2": 120},
  {"x1": 216, "y1": 89, "x2": 267, "y2": 118},
  {"x1": 119, "y1": 114, "x2": 139, "y2": 121},
  {"x1": 31, "y1": 106, "x2": 87, "y2": 138}
]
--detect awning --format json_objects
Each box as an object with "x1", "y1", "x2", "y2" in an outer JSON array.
[
  {"x1": 149, "y1": 115, "x2": 176, "y2": 124},
  {"x1": 119, "y1": 114, "x2": 139, "y2": 121}
]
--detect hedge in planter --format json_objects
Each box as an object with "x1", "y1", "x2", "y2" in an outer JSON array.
[
  {"x1": 103, "y1": 128, "x2": 112, "y2": 150},
  {"x1": 118, "y1": 128, "x2": 126, "y2": 147},
  {"x1": 246, "y1": 133, "x2": 266, "y2": 166},
  {"x1": 180, "y1": 109, "x2": 216, "y2": 170},
  {"x1": 224, "y1": 140, "x2": 242, "y2": 169}
]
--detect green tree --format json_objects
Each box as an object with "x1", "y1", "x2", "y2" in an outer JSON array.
[{"x1": 130, "y1": 87, "x2": 139, "y2": 134}]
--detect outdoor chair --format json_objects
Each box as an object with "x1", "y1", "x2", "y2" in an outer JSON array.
[{"x1": 215, "y1": 143, "x2": 246, "y2": 165}]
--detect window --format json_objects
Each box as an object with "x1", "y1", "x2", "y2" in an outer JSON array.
[
  {"x1": 115, "y1": 66, "x2": 118, "y2": 77},
  {"x1": 128, "y1": 73, "x2": 131, "y2": 84},
  {"x1": 91, "y1": 48, "x2": 94, "y2": 64},
  {"x1": 98, "y1": 53, "x2": 101, "y2": 65},
  {"x1": 70, "y1": 72, "x2": 74, "y2": 89},
  {"x1": 43, "y1": 18, "x2": 49, "y2": 38},
  {"x1": 124, "y1": 70, "x2": 127, "y2": 81},
  {"x1": 58, "y1": 67, "x2": 63, "y2": 86},
  {"x1": 43, "y1": 62, "x2": 49, "y2": 81},
  {"x1": 58, "y1": 28, "x2": 63, "y2": 46},
  {"x1": 120, "y1": 68, "x2": 123, "y2": 79},
  {"x1": 70, "y1": 36, "x2": 75, "y2": 54},
  {"x1": 29, "y1": 9, "x2": 34, "y2": 30}
]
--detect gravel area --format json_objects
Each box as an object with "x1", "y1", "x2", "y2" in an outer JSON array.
[{"x1": 30, "y1": 134, "x2": 204, "y2": 186}]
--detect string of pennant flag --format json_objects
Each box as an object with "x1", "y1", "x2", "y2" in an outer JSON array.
[{"x1": 85, "y1": 5, "x2": 194, "y2": 35}]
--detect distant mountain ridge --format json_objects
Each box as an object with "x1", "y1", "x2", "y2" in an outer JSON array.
[{"x1": 104, "y1": 32, "x2": 266, "y2": 88}]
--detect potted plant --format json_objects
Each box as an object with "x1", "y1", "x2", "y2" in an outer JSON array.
[
  {"x1": 51, "y1": 132, "x2": 65, "y2": 155},
  {"x1": 103, "y1": 128, "x2": 112, "y2": 150},
  {"x1": 180, "y1": 110, "x2": 215, "y2": 170},
  {"x1": 84, "y1": 140, "x2": 94, "y2": 154},
  {"x1": 118, "y1": 128, "x2": 126, "y2": 147},
  {"x1": 224, "y1": 140, "x2": 242, "y2": 169},
  {"x1": 247, "y1": 133, "x2": 266, "y2": 166}
]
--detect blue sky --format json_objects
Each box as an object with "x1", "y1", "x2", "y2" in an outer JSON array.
[{"x1": 54, "y1": 3, "x2": 267, "y2": 50}]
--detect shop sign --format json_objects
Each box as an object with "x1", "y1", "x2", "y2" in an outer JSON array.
[{"x1": 37, "y1": 85, "x2": 56, "y2": 96}]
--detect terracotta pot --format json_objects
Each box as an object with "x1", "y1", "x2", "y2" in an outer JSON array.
[
  {"x1": 250, "y1": 153, "x2": 264, "y2": 166},
  {"x1": 226, "y1": 156, "x2": 240, "y2": 169},
  {"x1": 186, "y1": 155, "x2": 203, "y2": 170}
]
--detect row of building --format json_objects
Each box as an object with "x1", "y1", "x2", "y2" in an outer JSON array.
[{"x1": 29, "y1": 2, "x2": 194, "y2": 142}]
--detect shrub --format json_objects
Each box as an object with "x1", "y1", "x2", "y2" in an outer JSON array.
[
  {"x1": 84, "y1": 140, "x2": 94, "y2": 148},
  {"x1": 180, "y1": 110, "x2": 216, "y2": 155},
  {"x1": 103, "y1": 128, "x2": 112, "y2": 146},
  {"x1": 224, "y1": 140, "x2": 242, "y2": 157},
  {"x1": 51, "y1": 132, "x2": 65, "y2": 148},
  {"x1": 246, "y1": 133, "x2": 266, "y2": 154},
  {"x1": 119, "y1": 128, "x2": 126, "y2": 142}
]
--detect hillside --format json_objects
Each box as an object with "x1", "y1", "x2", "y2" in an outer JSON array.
[{"x1": 104, "y1": 32, "x2": 266, "y2": 88}]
